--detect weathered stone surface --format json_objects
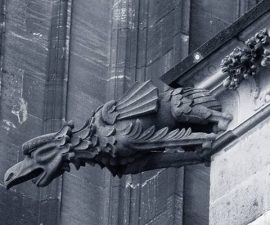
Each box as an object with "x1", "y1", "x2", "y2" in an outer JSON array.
[
  {"x1": 61, "y1": 173, "x2": 106, "y2": 225},
  {"x1": 248, "y1": 210, "x2": 270, "y2": 225},
  {"x1": 162, "y1": 0, "x2": 264, "y2": 86},
  {"x1": 0, "y1": 0, "x2": 70, "y2": 223},
  {"x1": 176, "y1": 38, "x2": 244, "y2": 88},
  {"x1": 184, "y1": 165, "x2": 210, "y2": 225},
  {"x1": 189, "y1": 0, "x2": 239, "y2": 51},
  {"x1": 211, "y1": 117, "x2": 270, "y2": 201},
  {"x1": 1, "y1": 1, "x2": 263, "y2": 225},
  {"x1": 210, "y1": 117, "x2": 270, "y2": 225},
  {"x1": 61, "y1": 0, "x2": 112, "y2": 224},
  {"x1": 0, "y1": 186, "x2": 39, "y2": 225},
  {"x1": 238, "y1": 12, "x2": 270, "y2": 41},
  {"x1": 210, "y1": 164, "x2": 270, "y2": 225}
]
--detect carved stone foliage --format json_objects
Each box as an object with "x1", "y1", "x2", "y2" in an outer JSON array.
[
  {"x1": 221, "y1": 28, "x2": 270, "y2": 89},
  {"x1": 4, "y1": 81, "x2": 232, "y2": 189}
]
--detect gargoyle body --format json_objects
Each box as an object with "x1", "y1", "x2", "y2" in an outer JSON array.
[{"x1": 4, "y1": 81, "x2": 232, "y2": 188}]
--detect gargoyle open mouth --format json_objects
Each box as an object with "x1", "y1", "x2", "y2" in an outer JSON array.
[
  {"x1": 31, "y1": 169, "x2": 46, "y2": 186},
  {"x1": 4, "y1": 159, "x2": 45, "y2": 189}
]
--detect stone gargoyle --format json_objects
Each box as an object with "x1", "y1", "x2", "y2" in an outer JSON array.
[{"x1": 4, "y1": 80, "x2": 232, "y2": 189}]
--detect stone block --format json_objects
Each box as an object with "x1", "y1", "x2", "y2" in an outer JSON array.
[
  {"x1": 147, "y1": 22, "x2": 162, "y2": 65},
  {"x1": 248, "y1": 210, "x2": 270, "y2": 225},
  {"x1": 173, "y1": 33, "x2": 189, "y2": 64},
  {"x1": 238, "y1": 12, "x2": 270, "y2": 41},
  {"x1": 136, "y1": 28, "x2": 147, "y2": 68},
  {"x1": 210, "y1": 164, "x2": 270, "y2": 225},
  {"x1": 0, "y1": 142, "x2": 19, "y2": 186},
  {"x1": 148, "y1": 0, "x2": 174, "y2": 27},
  {"x1": 39, "y1": 199, "x2": 60, "y2": 225},
  {"x1": 143, "y1": 209, "x2": 171, "y2": 225},
  {"x1": 61, "y1": 173, "x2": 105, "y2": 225},
  {"x1": 176, "y1": 0, "x2": 190, "y2": 35},
  {"x1": 161, "y1": 12, "x2": 174, "y2": 54},
  {"x1": 0, "y1": 112, "x2": 43, "y2": 147},
  {"x1": 155, "y1": 170, "x2": 172, "y2": 215},
  {"x1": 210, "y1": 117, "x2": 270, "y2": 225},
  {"x1": 139, "y1": 171, "x2": 159, "y2": 224},
  {"x1": 189, "y1": 0, "x2": 238, "y2": 51},
  {"x1": 211, "y1": 117, "x2": 270, "y2": 201},
  {"x1": 69, "y1": 163, "x2": 107, "y2": 188},
  {"x1": 22, "y1": 74, "x2": 46, "y2": 118},
  {"x1": 4, "y1": 0, "x2": 51, "y2": 78},
  {"x1": 184, "y1": 164, "x2": 210, "y2": 225},
  {"x1": 0, "y1": 186, "x2": 39, "y2": 225},
  {"x1": 67, "y1": 91, "x2": 103, "y2": 127}
]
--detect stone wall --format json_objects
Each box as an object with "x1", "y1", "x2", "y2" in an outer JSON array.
[
  {"x1": 210, "y1": 117, "x2": 270, "y2": 225},
  {"x1": 0, "y1": 0, "x2": 70, "y2": 224},
  {"x1": 60, "y1": 0, "x2": 112, "y2": 225},
  {"x1": 0, "y1": 0, "x2": 262, "y2": 225},
  {"x1": 99, "y1": 1, "x2": 190, "y2": 225}
]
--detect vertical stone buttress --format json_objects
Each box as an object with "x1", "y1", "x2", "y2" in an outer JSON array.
[
  {"x1": 104, "y1": 1, "x2": 191, "y2": 225},
  {"x1": 60, "y1": 0, "x2": 112, "y2": 225},
  {"x1": 0, "y1": 0, "x2": 71, "y2": 224}
]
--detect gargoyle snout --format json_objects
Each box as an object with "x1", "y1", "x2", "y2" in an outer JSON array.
[
  {"x1": 4, "y1": 156, "x2": 43, "y2": 189},
  {"x1": 4, "y1": 122, "x2": 76, "y2": 189}
]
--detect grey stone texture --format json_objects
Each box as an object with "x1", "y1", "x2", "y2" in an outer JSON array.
[
  {"x1": 0, "y1": 0, "x2": 261, "y2": 225},
  {"x1": 210, "y1": 117, "x2": 270, "y2": 225}
]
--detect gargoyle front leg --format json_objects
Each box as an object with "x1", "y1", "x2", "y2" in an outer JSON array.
[
  {"x1": 120, "y1": 151, "x2": 205, "y2": 175},
  {"x1": 208, "y1": 109, "x2": 232, "y2": 131}
]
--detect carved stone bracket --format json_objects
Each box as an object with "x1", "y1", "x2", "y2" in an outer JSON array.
[{"x1": 221, "y1": 28, "x2": 270, "y2": 89}]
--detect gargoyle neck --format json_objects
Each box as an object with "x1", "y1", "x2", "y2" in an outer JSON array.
[{"x1": 66, "y1": 118, "x2": 100, "y2": 169}]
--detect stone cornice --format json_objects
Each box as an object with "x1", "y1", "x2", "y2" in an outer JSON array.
[{"x1": 161, "y1": 0, "x2": 270, "y2": 87}]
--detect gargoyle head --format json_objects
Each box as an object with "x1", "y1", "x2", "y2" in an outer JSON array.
[{"x1": 4, "y1": 122, "x2": 75, "y2": 189}]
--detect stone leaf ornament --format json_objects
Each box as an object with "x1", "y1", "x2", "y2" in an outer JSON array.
[
  {"x1": 4, "y1": 80, "x2": 232, "y2": 189},
  {"x1": 221, "y1": 28, "x2": 270, "y2": 89}
]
